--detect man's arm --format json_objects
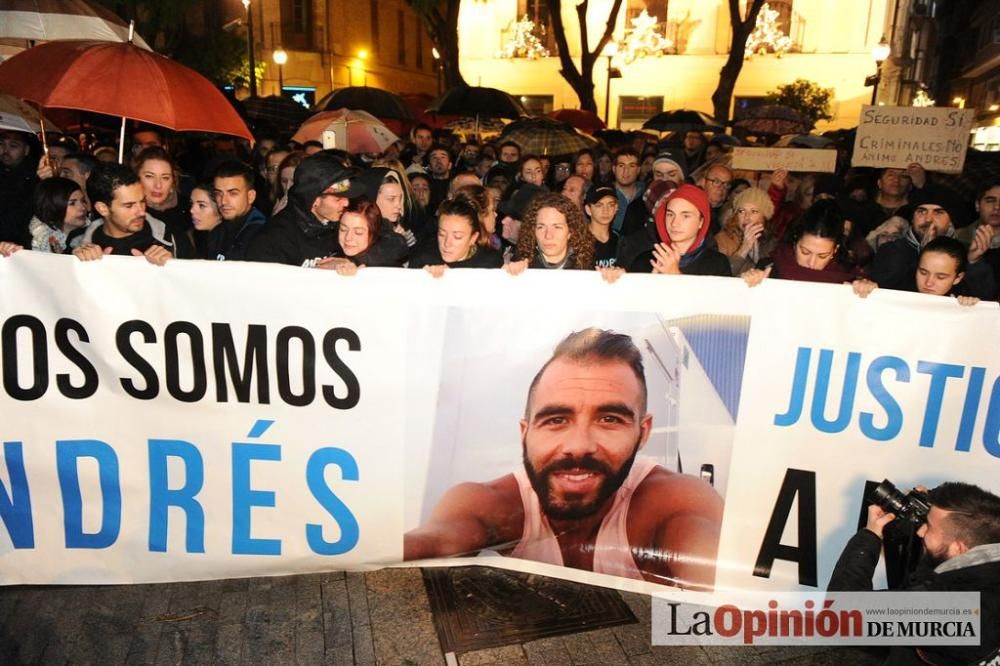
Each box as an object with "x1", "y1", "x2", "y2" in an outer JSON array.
[
  {"x1": 632, "y1": 472, "x2": 724, "y2": 589},
  {"x1": 827, "y1": 505, "x2": 895, "y2": 591},
  {"x1": 403, "y1": 475, "x2": 521, "y2": 561}
]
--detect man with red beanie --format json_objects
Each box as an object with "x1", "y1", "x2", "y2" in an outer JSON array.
[{"x1": 617, "y1": 184, "x2": 731, "y2": 276}]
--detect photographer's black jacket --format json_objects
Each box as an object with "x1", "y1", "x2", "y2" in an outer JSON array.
[{"x1": 829, "y1": 529, "x2": 1000, "y2": 665}]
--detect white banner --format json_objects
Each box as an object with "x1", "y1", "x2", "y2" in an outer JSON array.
[{"x1": 1, "y1": 252, "x2": 998, "y2": 599}]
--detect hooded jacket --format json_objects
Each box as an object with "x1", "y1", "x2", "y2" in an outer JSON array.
[
  {"x1": 619, "y1": 184, "x2": 730, "y2": 276},
  {"x1": 245, "y1": 154, "x2": 361, "y2": 266}
]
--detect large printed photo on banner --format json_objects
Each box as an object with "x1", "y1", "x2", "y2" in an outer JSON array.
[{"x1": 404, "y1": 308, "x2": 751, "y2": 589}]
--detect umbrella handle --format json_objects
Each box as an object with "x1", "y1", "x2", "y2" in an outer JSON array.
[
  {"x1": 39, "y1": 114, "x2": 49, "y2": 158},
  {"x1": 118, "y1": 117, "x2": 127, "y2": 164}
]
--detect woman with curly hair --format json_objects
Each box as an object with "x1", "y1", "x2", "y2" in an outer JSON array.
[{"x1": 508, "y1": 191, "x2": 595, "y2": 271}]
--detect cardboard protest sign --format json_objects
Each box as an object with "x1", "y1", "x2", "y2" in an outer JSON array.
[
  {"x1": 732, "y1": 147, "x2": 837, "y2": 173},
  {"x1": 852, "y1": 105, "x2": 974, "y2": 173}
]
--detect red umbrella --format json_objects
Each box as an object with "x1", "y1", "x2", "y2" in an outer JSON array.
[
  {"x1": 547, "y1": 108, "x2": 606, "y2": 134},
  {"x1": 0, "y1": 39, "x2": 253, "y2": 151}
]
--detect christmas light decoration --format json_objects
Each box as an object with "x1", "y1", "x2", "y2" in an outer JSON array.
[
  {"x1": 616, "y1": 9, "x2": 673, "y2": 64},
  {"x1": 912, "y1": 88, "x2": 935, "y2": 107},
  {"x1": 499, "y1": 15, "x2": 550, "y2": 59},
  {"x1": 745, "y1": 2, "x2": 792, "y2": 58}
]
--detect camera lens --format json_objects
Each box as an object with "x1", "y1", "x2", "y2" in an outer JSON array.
[{"x1": 871, "y1": 480, "x2": 908, "y2": 515}]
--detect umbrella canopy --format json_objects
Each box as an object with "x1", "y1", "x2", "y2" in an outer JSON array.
[
  {"x1": 0, "y1": 0, "x2": 151, "y2": 49},
  {"x1": 292, "y1": 109, "x2": 399, "y2": 154},
  {"x1": 547, "y1": 108, "x2": 605, "y2": 134},
  {"x1": 242, "y1": 95, "x2": 311, "y2": 132},
  {"x1": 0, "y1": 92, "x2": 60, "y2": 133},
  {"x1": 0, "y1": 39, "x2": 252, "y2": 141},
  {"x1": 499, "y1": 117, "x2": 597, "y2": 156},
  {"x1": 444, "y1": 116, "x2": 506, "y2": 139},
  {"x1": 427, "y1": 85, "x2": 527, "y2": 119},
  {"x1": 643, "y1": 109, "x2": 723, "y2": 133},
  {"x1": 734, "y1": 105, "x2": 813, "y2": 136},
  {"x1": 318, "y1": 86, "x2": 413, "y2": 121}
]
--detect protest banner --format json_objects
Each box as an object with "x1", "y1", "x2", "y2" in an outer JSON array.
[
  {"x1": 1, "y1": 253, "x2": 998, "y2": 601},
  {"x1": 851, "y1": 105, "x2": 975, "y2": 173},
  {"x1": 731, "y1": 147, "x2": 837, "y2": 173}
]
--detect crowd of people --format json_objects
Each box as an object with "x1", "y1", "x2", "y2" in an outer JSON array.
[{"x1": 1, "y1": 122, "x2": 998, "y2": 306}]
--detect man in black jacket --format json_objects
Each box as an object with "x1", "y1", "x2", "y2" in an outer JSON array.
[
  {"x1": 829, "y1": 482, "x2": 1000, "y2": 665},
  {"x1": 245, "y1": 153, "x2": 364, "y2": 266},
  {"x1": 867, "y1": 186, "x2": 996, "y2": 299}
]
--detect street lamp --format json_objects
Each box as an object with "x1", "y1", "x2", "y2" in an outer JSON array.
[
  {"x1": 272, "y1": 48, "x2": 287, "y2": 94},
  {"x1": 602, "y1": 42, "x2": 622, "y2": 126},
  {"x1": 867, "y1": 35, "x2": 891, "y2": 106},
  {"x1": 241, "y1": 0, "x2": 257, "y2": 97}
]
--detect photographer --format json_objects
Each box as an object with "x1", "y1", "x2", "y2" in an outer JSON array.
[{"x1": 828, "y1": 482, "x2": 1000, "y2": 664}]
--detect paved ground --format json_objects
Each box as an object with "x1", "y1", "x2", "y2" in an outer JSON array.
[{"x1": 0, "y1": 566, "x2": 884, "y2": 665}]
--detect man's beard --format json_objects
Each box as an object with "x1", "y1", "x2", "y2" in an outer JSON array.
[
  {"x1": 913, "y1": 544, "x2": 949, "y2": 578},
  {"x1": 522, "y1": 436, "x2": 641, "y2": 521}
]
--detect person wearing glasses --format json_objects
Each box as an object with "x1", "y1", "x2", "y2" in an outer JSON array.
[
  {"x1": 697, "y1": 162, "x2": 734, "y2": 237},
  {"x1": 245, "y1": 153, "x2": 365, "y2": 266}
]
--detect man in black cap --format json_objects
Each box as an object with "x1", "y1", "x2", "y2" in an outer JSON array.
[
  {"x1": 867, "y1": 185, "x2": 996, "y2": 298},
  {"x1": 585, "y1": 185, "x2": 619, "y2": 268},
  {"x1": 245, "y1": 153, "x2": 364, "y2": 266}
]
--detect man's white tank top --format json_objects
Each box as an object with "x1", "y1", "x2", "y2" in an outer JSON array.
[{"x1": 509, "y1": 456, "x2": 659, "y2": 581}]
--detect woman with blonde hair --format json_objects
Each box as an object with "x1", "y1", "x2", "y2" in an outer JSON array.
[{"x1": 715, "y1": 186, "x2": 778, "y2": 276}]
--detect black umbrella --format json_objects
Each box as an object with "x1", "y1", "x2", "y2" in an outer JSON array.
[
  {"x1": 643, "y1": 109, "x2": 723, "y2": 133},
  {"x1": 317, "y1": 86, "x2": 414, "y2": 120},
  {"x1": 241, "y1": 95, "x2": 311, "y2": 132},
  {"x1": 427, "y1": 85, "x2": 527, "y2": 119}
]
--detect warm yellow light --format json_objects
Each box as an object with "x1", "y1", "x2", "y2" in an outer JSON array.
[
  {"x1": 272, "y1": 48, "x2": 287, "y2": 65},
  {"x1": 990, "y1": 104, "x2": 1000, "y2": 112},
  {"x1": 357, "y1": 49, "x2": 368, "y2": 60},
  {"x1": 602, "y1": 41, "x2": 618, "y2": 58},
  {"x1": 241, "y1": 0, "x2": 249, "y2": 8},
  {"x1": 432, "y1": 47, "x2": 440, "y2": 60},
  {"x1": 872, "y1": 36, "x2": 890, "y2": 64},
  {"x1": 952, "y1": 96, "x2": 966, "y2": 108}
]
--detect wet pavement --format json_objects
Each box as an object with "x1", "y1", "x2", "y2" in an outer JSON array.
[{"x1": 0, "y1": 566, "x2": 884, "y2": 664}]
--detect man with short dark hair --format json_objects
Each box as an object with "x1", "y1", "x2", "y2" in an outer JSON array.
[
  {"x1": 208, "y1": 161, "x2": 267, "y2": 261},
  {"x1": 73, "y1": 163, "x2": 173, "y2": 265},
  {"x1": 404, "y1": 328, "x2": 724, "y2": 588},
  {"x1": 611, "y1": 147, "x2": 643, "y2": 234},
  {"x1": 0, "y1": 130, "x2": 38, "y2": 246},
  {"x1": 426, "y1": 144, "x2": 453, "y2": 213},
  {"x1": 498, "y1": 141, "x2": 521, "y2": 165},
  {"x1": 829, "y1": 481, "x2": 1000, "y2": 665}
]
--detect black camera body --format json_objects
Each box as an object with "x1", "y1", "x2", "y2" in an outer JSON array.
[{"x1": 870, "y1": 479, "x2": 931, "y2": 526}]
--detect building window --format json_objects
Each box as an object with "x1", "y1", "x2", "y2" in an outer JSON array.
[
  {"x1": 618, "y1": 95, "x2": 663, "y2": 128},
  {"x1": 517, "y1": 94, "x2": 554, "y2": 116},
  {"x1": 398, "y1": 11, "x2": 406, "y2": 65},
  {"x1": 516, "y1": 0, "x2": 556, "y2": 52},
  {"x1": 370, "y1": 0, "x2": 380, "y2": 53},
  {"x1": 416, "y1": 26, "x2": 424, "y2": 69},
  {"x1": 280, "y1": 0, "x2": 313, "y2": 50},
  {"x1": 625, "y1": 0, "x2": 668, "y2": 33},
  {"x1": 767, "y1": 0, "x2": 793, "y2": 36}
]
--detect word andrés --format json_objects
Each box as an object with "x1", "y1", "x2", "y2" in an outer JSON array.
[
  {"x1": 0, "y1": 315, "x2": 361, "y2": 409},
  {"x1": 1, "y1": 420, "x2": 360, "y2": 556}
]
